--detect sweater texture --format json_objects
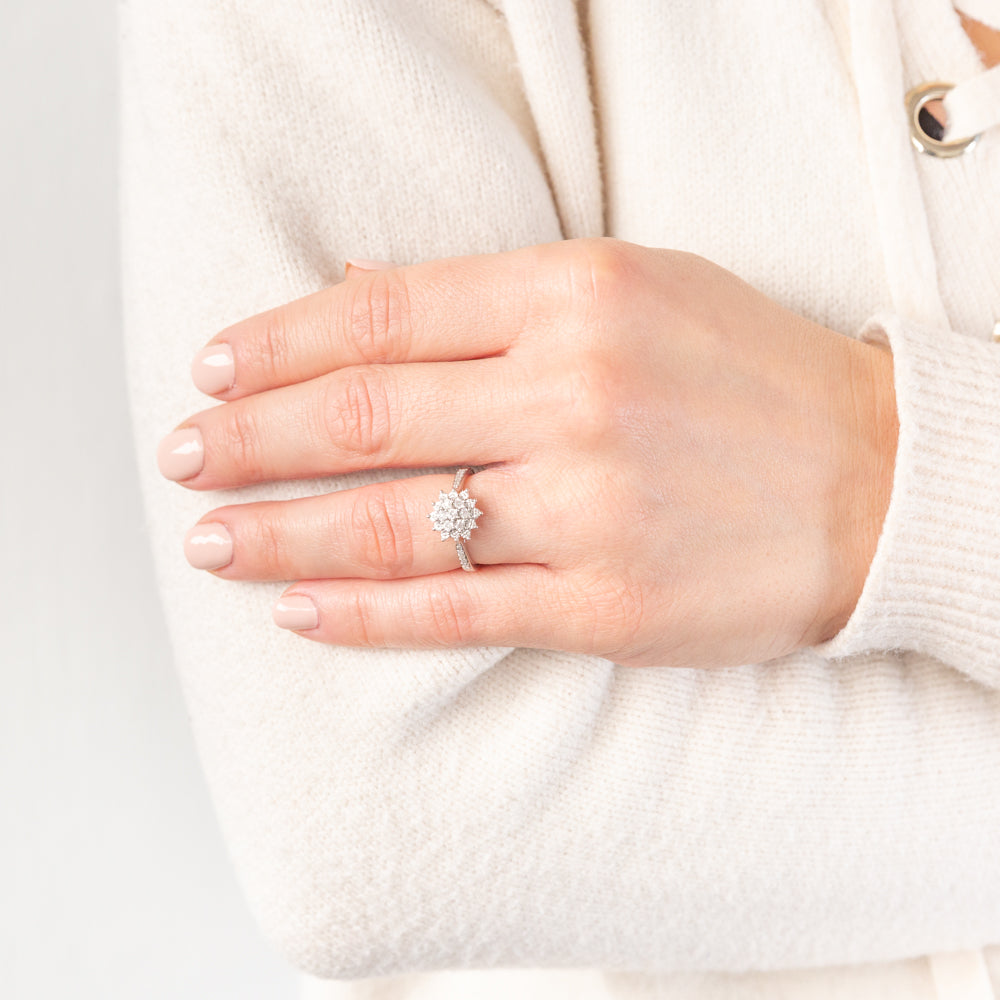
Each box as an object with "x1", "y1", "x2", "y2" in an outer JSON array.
[{"x1": 119, "y1": 0, "x2": 1000, "y2": 996}]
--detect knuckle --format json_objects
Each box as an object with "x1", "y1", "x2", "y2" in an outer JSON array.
[
  {"x1": 573, "y1": 571, "x2": 646, "y2": 659},
  {"x1": 245, "y1": 310, "x2": 292, "y2": 385},
  {"x1": 346, "y1": 588, "x2": 379, "y2": 647},
  {"x1": 548, "y1": 353, "x2": 621, "y2": 446},
  {"x1": 221, "y1": 404, "x2": 267, "y2": 480},
  {"x1": 325, "y1": 366, "x2": 394, "y2": 463},
  {"x1": 342, "y1": 269, "x2": 415, "y2": 364},
  {"x1": 421, "y1": 582, "x2": 477, "y2": 647},
  {"x1": 561, "y1": 237, "x2": 641, "y2": 318},
  {"x1": 250, "y1": 509, "x2": 288, "y2": 575},
  {"x1": 349, "y1": 484, "x2": 415, "y2": 579}
]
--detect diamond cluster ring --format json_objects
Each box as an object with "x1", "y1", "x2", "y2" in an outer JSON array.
[{"x1": 427, "y1": 467, "x2": 483, "y2": 571}]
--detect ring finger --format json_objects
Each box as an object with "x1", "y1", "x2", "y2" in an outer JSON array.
[{"x1": 182, "y1": 465, "x2": 545, "y2": 580}]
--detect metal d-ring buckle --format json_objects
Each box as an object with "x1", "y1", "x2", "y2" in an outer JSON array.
[{"x1": 904, "y1": 80, "x2": 980, "y2": 157}]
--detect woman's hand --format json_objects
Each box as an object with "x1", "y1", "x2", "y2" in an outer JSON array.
[{"x1": 157, "y1": 238, "x2": 898, "y2": 669}]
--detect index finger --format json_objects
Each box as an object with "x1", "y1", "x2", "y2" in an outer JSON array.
[{"x1": 189, "y1": 243, "x2": 548, "y2": 400}]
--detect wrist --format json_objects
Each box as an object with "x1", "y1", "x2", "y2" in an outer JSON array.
[{"x1": 815, "y1": 337, "x2": 899, "y2": 646}]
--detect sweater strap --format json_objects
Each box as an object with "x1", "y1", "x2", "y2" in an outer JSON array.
[
  {"x1": 943, "y1": 62, "x2": 1000, "y2": 140},
  {"x1": 845, "y1": 0, "x2": 951, "y2": 328}
]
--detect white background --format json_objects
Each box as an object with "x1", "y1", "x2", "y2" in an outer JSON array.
[{"x1": 1, "y1": 3, "x2": 296, "y2": 996}]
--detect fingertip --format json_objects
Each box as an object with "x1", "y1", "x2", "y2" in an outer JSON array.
[
  {"x1": 184, "y1": 520, "x2": 234, "y2": 571},
  {"x1": 191, "y1": 343, "x2": 236, "y2": 395},
  {"x1": 157, "y1": 426, "x2": 205, "y2": 482},
  {"x1": 273, "y1": 592, "x2": 320, "y2": 631}
]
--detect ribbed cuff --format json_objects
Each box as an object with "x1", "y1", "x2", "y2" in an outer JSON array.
[{"x1": 812, "y1": 312, "x2": 1000, "y2": 688}]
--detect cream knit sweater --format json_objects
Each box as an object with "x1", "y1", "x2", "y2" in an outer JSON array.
[{"x1": 119, "y1": 0, "x2": 1000, "y2": 997}]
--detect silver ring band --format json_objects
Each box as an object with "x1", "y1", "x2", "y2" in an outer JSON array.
[{"x1": 427, "y1": 467, "x2": 482, "y2": 571}]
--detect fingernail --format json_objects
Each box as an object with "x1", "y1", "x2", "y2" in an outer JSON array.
[
  {"x1": 184, "y1": 521, "x2": 233, "y2": 570},
  {"x1": 273, "y1": 594, "x2": 319, "y2": 631},
  {"x1": 157, "y1": 427, "x2": 204, "y2": 481},
  {"x1": 191, "y1": 343, "x2": 235, "y2": 394},
  {"x1": 345, "y1": 258, "x2": 395, "y2": 275}
]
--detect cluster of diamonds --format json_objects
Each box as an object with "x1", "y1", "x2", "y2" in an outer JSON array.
[{"x1": 428, "y1": 488, "x2": 483, "y2": 541}]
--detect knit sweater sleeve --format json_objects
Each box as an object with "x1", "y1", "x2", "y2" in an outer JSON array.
[
  {"x1": 120, "y1": 0, "x2": 1000, "y2": 983},
  {"x1": 812, "y1": 312, "x2": 1000, "y2": 688}
]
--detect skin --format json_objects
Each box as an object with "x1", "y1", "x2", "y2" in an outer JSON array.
[
  {"x1": 159, "y1": 238, "x2": 899, "y2": 669},
  {"x1": 958, "y1": 10, "x2": 1000, "y2": 67}
]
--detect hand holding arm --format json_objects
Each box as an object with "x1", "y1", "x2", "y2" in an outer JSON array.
[
  {"x1": 162, "y1": 238, "x2": 899, "y2": 670},
  {"x1": 124, "y1": 0, "x2": 1000, "y2": 978}
]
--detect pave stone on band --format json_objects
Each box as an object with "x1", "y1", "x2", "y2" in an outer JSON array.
[{"x1": 427, "y1": 467, "x2": 482, "y2": 571}]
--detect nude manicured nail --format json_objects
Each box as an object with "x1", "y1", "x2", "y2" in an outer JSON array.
[
  {"x1": 345, "y1": 258, "x2": 395, "y2": 274},
  {"x1": 184, "y1": 521, "x2": 233, "y2": 570},
  {"x1": 157, "y1": 427, "x2": 204, "y2": 481},
  {"x1": 273, "y1": 594, "x2": 319, "y2": 631},
  {"x1": 191, "y1": 343, "x2": 235, "y2": 394}
]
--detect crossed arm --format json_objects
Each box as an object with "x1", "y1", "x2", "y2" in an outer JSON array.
[{"x1": 123, "y1": 0, "x2": 1000, "y2": 978}]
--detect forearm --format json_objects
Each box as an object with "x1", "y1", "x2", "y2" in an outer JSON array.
[{"x1": 122, "y1": 0, "x2": 1000, "y2": 979}]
